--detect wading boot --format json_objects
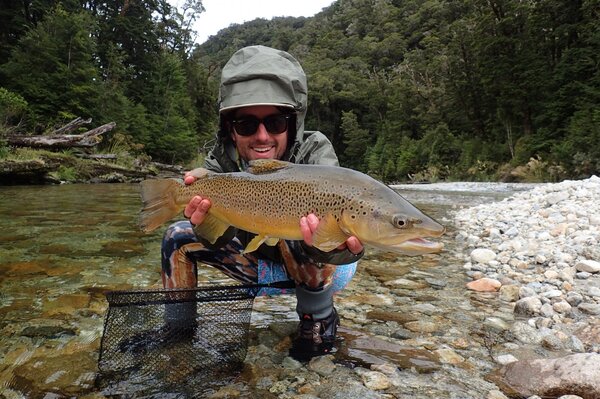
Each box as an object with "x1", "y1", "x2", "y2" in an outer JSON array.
[
  {"x1": 290, "y1": 284, "x2": 342, "y2": 360},
  {"x1": 289, "y1": 307, "x2": 340, "y2": 361}
]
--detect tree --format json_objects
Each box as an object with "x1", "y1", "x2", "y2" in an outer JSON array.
[
  {"x1": 341, "y1": 110, "x2": 370, "y2": 170},
  {"x1": 1, "y1": 6, "x2": 100, "y2": 130}
]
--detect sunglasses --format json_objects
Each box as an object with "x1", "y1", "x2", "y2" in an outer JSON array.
[{"x1": 231, "y1": 114, "x2": 292, "y2": 137}]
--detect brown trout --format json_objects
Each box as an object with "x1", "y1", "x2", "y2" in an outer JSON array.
[{"x1": 140, "y1": 159, "x2": 444, "y2": 255}]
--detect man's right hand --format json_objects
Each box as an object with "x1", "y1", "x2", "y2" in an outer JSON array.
[{"x1": 183, "y1": 169, "x2": 211, "y2": 225}]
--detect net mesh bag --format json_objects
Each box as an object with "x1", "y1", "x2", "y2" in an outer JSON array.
[{"x1": 96, "y1": 283, "x2": 291, "y2": 397}]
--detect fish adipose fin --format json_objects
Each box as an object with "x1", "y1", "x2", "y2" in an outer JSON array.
[
  {"x1": 243, "y1": 235, "x2": 279, "y2": 254},
  {"x1": 312, "y1": 214, "x2": 349, "y2": 252},
  {"x1": 247, "y1": 159, "x2": 290, "y2": 174},
  {"x1": 192, "y1": 214, "x2": 231, "y2": 244},
  {"x1": 139, "y1": 179, "x2": 182, "y2": 233}
]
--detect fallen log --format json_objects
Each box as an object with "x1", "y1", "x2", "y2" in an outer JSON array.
[
  {"x1": 5, "y1": 122, "x2": 116, "y2": 149},
  {"x1": 77, "y1": 153, "x2": 118, "y2": 160},
  {"x1": 50, "y1": 117, "x2": 92, "y2": 135}
]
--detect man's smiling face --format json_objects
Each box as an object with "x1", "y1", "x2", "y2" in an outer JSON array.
[{"x1": 230, "y1": 105, "x2": 290, "y2": 161}]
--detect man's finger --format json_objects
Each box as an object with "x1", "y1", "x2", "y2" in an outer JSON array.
[
  {"x1": 300, "y1": 216, "x2": 313, "y2": 246},
  {"x1": 346, "y1": 236, "x2": 364, "y2": 255},
  {"x1": 306, "y1": 213, "x2": 320, "y2": 233},
  {"x1": 184, "y1": 196, "x2": 203, "y2": 218},
  {"x1": 189, "y1": 199, "x2": 211, "y2": 225}
]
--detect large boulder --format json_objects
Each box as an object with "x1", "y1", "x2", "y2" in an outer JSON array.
[{"x1": 491, "y1": 353, "x2": 600, "y2": 399}]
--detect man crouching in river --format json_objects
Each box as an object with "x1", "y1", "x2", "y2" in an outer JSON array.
[{"x1": 160, "y1": 45, "x2": 364, "y2": 360}]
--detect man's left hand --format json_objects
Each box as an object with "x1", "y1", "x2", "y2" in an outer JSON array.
[{"x1": 299, "y1": 213, "x2": 364, "y2": 255}]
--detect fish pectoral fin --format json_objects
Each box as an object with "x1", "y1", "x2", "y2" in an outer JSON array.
[
  {"x1": 312, "y1": 214, "x2": 349, "y2": 252},
  {"x1": 193, "y1": 214, "x2": 230, "y2": 244},
  {"x1": 247, "y1": 159, "x2": 291, "y2": 174},
  {"x1": 242, "y1": 234, "x2": 272, "y2": 254}
]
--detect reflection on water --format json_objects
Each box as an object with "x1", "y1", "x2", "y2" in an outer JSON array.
[{"x1": 0, "y1": 182, "x2": 519, "y2": 397}]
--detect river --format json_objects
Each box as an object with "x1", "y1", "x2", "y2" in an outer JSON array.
[{"x1": 0, "y1": 182, "x2": 539, "y2": 398}]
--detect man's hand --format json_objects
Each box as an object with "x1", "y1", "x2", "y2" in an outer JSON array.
[
  {"x1": 184, "y1": 196, "x2": 211, "y2": 225},
  {"x1": 300, "y1": 213, "x2": 364, "y2": 255},
  {"x1": 183, "y1": 169, "x2": 211, "y2": 225},
  {"x1": 184, "y1": 168, "x2": 205, "y2": 185}
]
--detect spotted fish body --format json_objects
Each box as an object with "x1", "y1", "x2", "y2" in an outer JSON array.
[{"x1": 140, "y1": 159, "x2": 444, "y2": 255}]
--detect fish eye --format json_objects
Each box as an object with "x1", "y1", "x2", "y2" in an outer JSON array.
[{"x1": 392, "y1": 215, "x2": 408, "y2": 229}]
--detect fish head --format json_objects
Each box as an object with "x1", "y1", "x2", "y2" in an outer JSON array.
[{"x1": 340, "y1": 192, "x2": 445, "y2": 256}]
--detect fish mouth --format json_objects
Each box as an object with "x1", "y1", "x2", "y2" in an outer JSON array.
[{"x1": 392, "y1": 238, "x2": 444, "y2": 256}]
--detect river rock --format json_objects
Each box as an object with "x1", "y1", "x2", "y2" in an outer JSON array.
[
  {"x1": 575, "y1": 260, "x2": 600, "y2": 273},
  {"x1": 467, "y1": 277, "x2": 502, "y2": 292},
  {"x1": 434, "y1": 348, "x2": 465, "y2": 364},
  {"x1": 514, "y1": 297, "x2": 542, "y2": 316},
  {"x1": 360, "y1": 370, "x2": 391, "y2": 390},
  {"x1": 499, "y1": 285, "x2": 520, "y2": 301},
  {"x1": 552, "y1": 300, "x2": 572, "y2": 313},
  {"x1": 577, "y1": 303, "x2": 600, "y2": 315},
  {"x1": 471, "y1": 248, "x2": 497, "y2": 264},
  {"x1": 494, "y1": 353, "x2": 600, "y2": 399},
  {"x1": 495, "y1": 354, "x2": 518, "y2": 365},
  {"x1": 404, "y1": 320, "x2": 438, "y2": 333},
  {"x1": 308, "y1": 355, "x2": 336, "y2": 376}
]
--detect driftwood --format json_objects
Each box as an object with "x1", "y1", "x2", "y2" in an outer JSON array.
[
  {"x1": 49, "y1": 117, "x2": 92, "y2": 135},
  {"x1": 6, "y1": 121, "x2": 116, "y2": 149},
  {"x1": 77, "y1": 153, "x2": 118, "y2": 160}
]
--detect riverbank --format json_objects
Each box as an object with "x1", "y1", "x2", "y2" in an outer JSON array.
[
  {"x1": 0, "y1": 148, "x2": 184, "y2": 184},
  {"x1": 455, "y1": 175, "x2": 600, "y2": 397}
]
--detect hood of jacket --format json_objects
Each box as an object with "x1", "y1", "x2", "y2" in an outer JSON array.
[{"x1": 214, "y1": 45, "x2": 309, "y2": 163}]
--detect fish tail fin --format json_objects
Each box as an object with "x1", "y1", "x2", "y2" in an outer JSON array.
[{"x1": 139, "y1": 179, "x2": 183, "y2": 233}]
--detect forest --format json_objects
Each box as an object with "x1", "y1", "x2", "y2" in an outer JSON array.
[{"x1": 0, "y1": 0, "x2": 598, "y2": 183}]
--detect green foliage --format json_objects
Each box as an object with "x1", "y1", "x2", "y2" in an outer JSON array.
[
  {"x1": 0, "y1": 0, "x2": 597, "y2": 179},
  {"x1": 1, "y1": 6, "x2": 100, "y2": 132},
  {"x1": 0, "y1": 87, "x2": 28, "y2": 129},
  {"x1": 341, "y1": 110, "x2": 370, "y2": 170},
  {"x1": 51, "y1": 165, "x2": 78, "y2": 181}
]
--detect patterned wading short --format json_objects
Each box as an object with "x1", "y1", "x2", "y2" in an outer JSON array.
[{"x1": 161, "y1": 221, "x2": 357, "y2": 296}]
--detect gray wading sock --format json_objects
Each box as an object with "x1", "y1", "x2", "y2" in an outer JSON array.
[
  {"x1": 164, "y1": 302, "x2": 197, "y2": 329},
  {"x1": 295, "y1": 284, "x2": 334, "y2": 320}
]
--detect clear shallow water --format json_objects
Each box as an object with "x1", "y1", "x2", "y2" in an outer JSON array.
[{"x1": 0, "y1": 182, "x2": 525, "y2": 397}]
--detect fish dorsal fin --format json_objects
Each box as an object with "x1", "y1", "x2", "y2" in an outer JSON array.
[
  {"x1": 193, "y1": 214, "x2": 230, "y2": 244},
  {"x1": 247, "y1": 159, "x2": 291, "y2": 174},
  {"x1": 312, "y1": 214, "x2": 349, "y2": 252}
]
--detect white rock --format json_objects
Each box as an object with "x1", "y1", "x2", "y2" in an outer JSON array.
[
  {"x1": 575, "y1": 259, "x2": 600, "y2": 273},
  {"x1": 496, "y1": 354, "x2": 518, "y2": 365},
  {"x1": 588, "y1": 286, "x2": 600, "y2": 297},
  {"x1": 546, "y1": 191, "x2": 569, "y2": 205},
  {"x1": 470, "y1": 248, "x2": 497, "y2": 264},
  {"x1": 542, "y1": 289, "x2": 563, "y2": 299}
]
